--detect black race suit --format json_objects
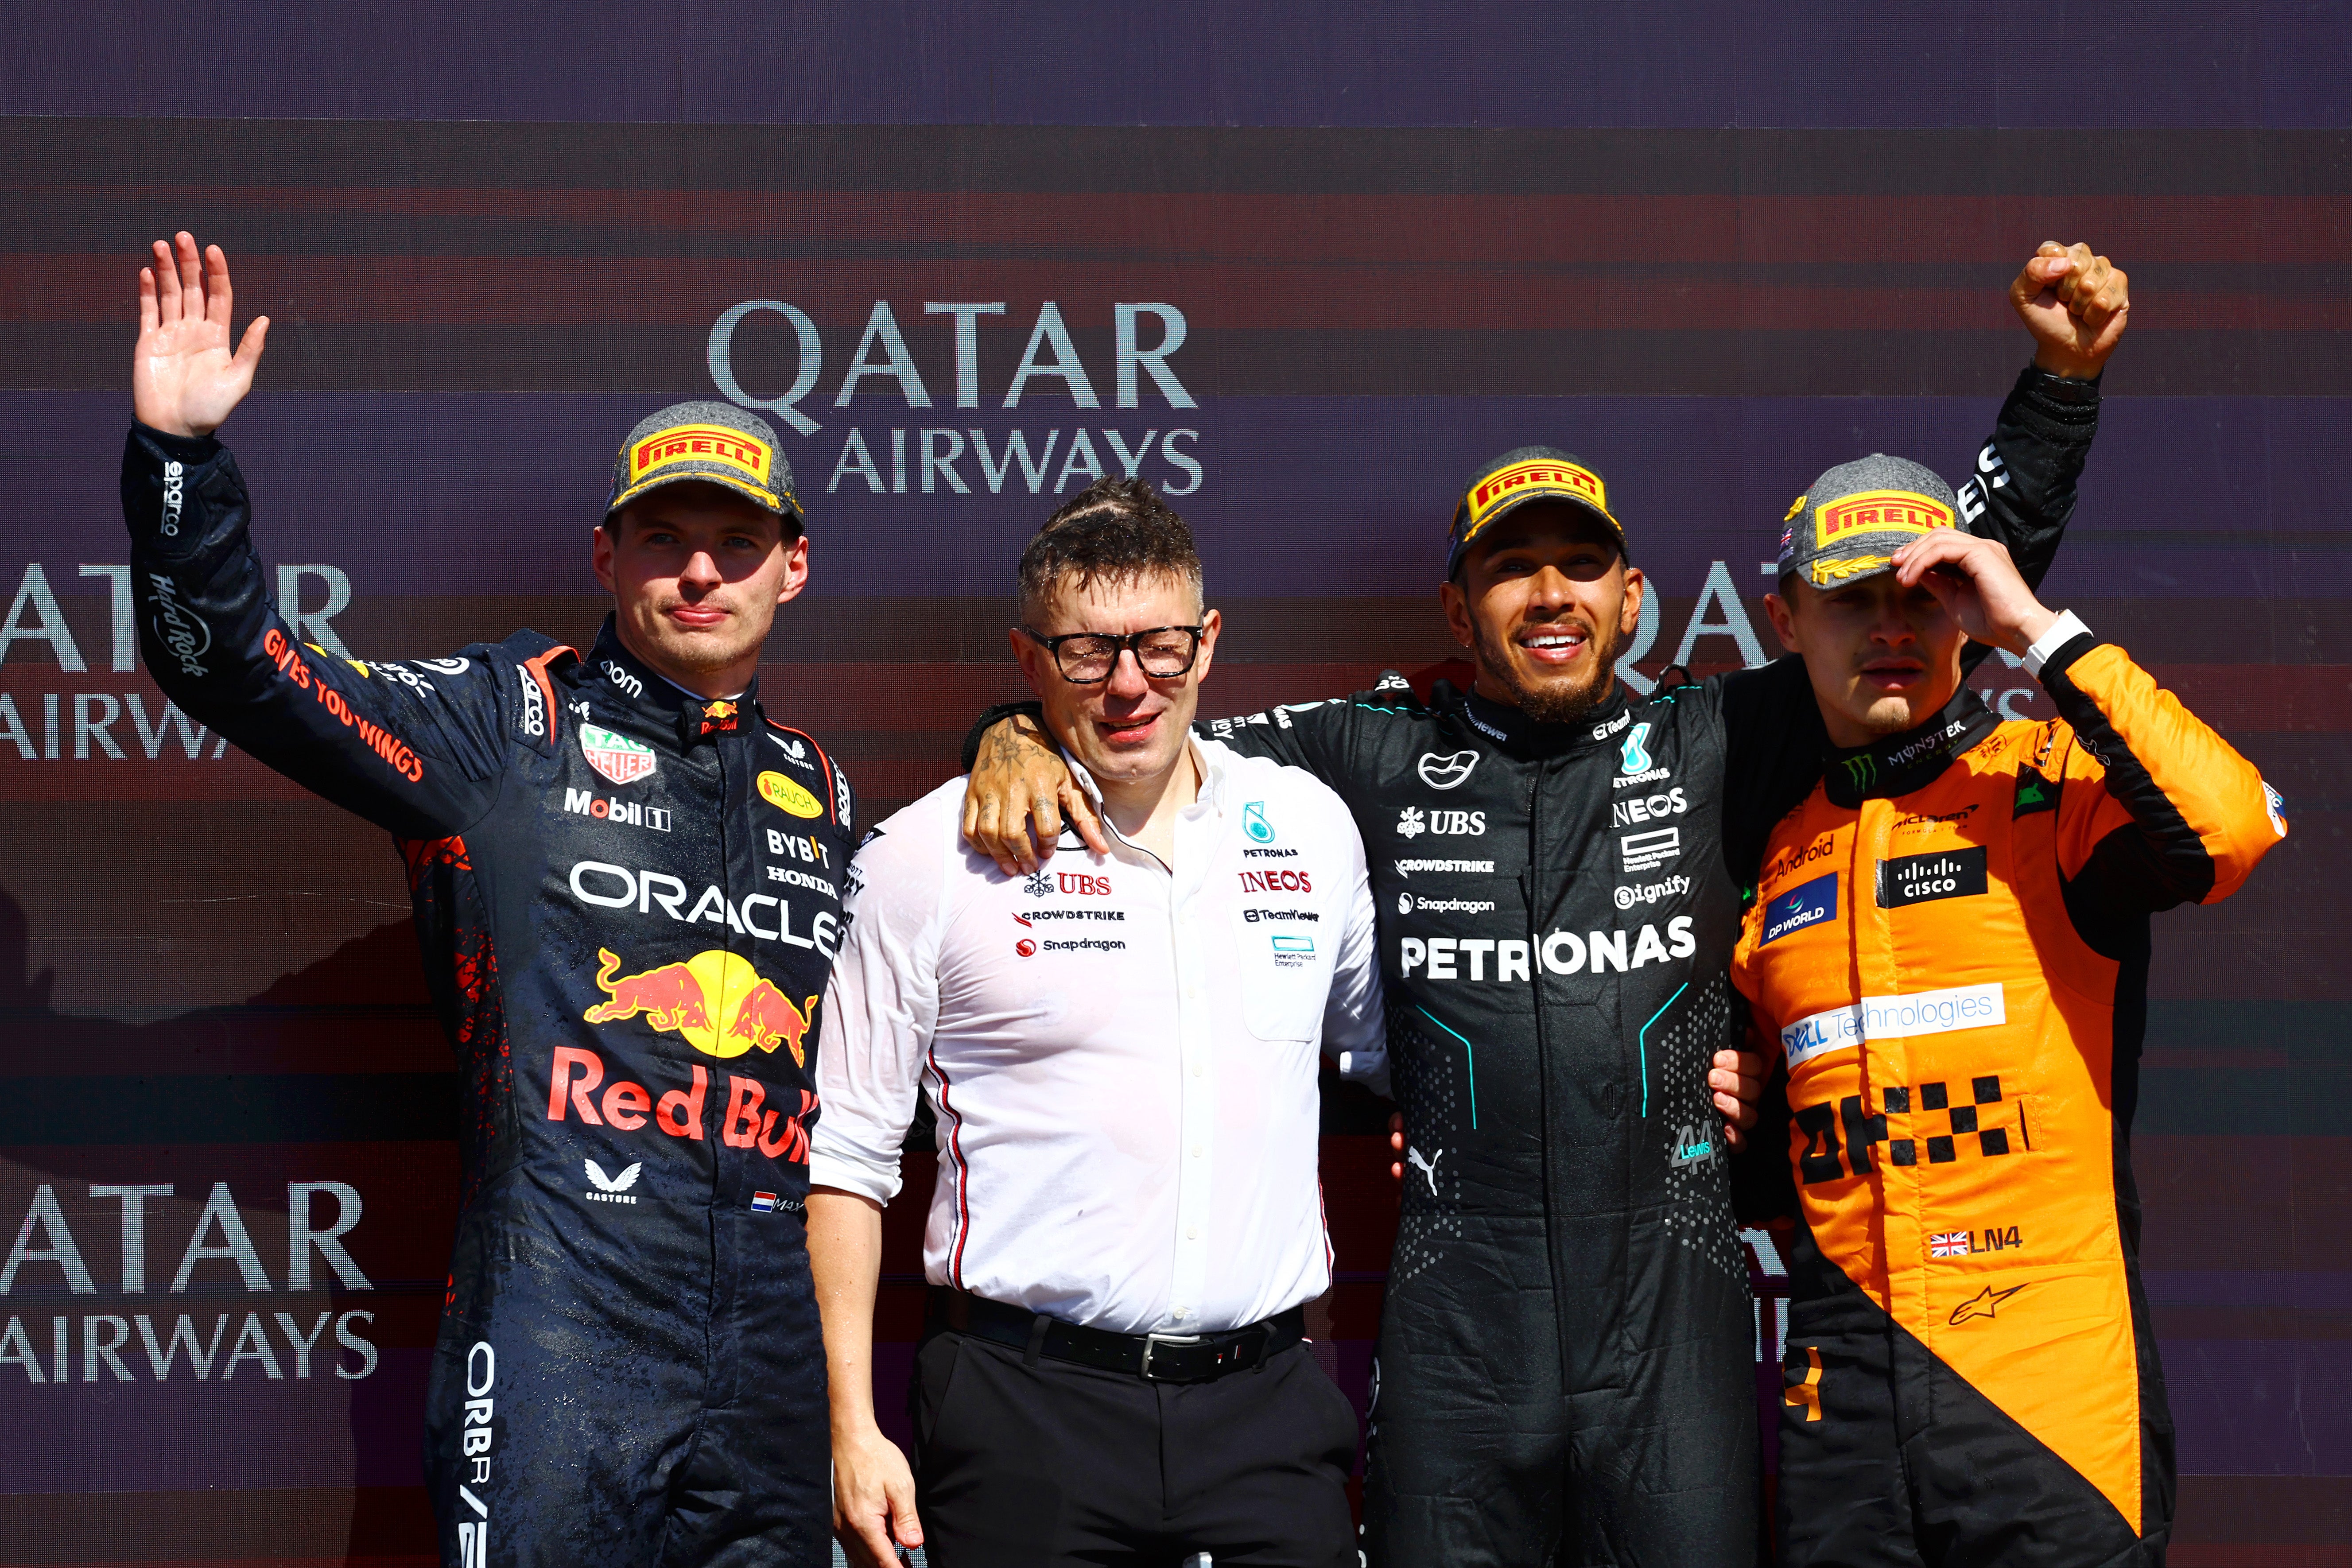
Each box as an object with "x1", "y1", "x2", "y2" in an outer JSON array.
[
  {"x1": 1193, "y1": 367, "x2": 2103, "y2": 1567},
  {"x1": 123, "y1": 424, "x2": 852, "y2": 1568}
]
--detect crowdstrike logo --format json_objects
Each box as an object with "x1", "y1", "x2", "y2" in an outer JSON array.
[{"x1": 1393, "y1": 857, "x2": 1496, "y2": 877}]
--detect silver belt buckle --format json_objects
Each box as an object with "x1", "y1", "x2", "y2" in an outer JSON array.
[{"x1": 1139, "y1": 1331, "x2": 1202, "y2": 1380}]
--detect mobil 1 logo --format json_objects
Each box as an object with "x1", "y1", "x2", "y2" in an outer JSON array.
[{"x1": 1876, "y1": 847, "x2": 1987, "y2": 909}]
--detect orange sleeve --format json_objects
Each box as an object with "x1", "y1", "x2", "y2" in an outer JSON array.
[{"x1": 2042, "y1": 638, "x2": 2284, "y2": 905}]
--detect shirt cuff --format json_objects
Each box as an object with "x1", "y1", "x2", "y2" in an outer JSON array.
[
  {"x1": 2022, "y1": 610, "x2": 2092, "y2": 679},
  {"x1": 807, "y1": 1146, "x2": 903, "y2": 1205}
]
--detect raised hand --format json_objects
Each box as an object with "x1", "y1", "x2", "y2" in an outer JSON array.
[
  {"x1": 2010, "y1": 241, "x2": 2128, "y2": 381},
  {"x1": 133, "y1": 233, "x2": 269, "y2": 437},
  {"x1": 1893, "y1": 529, "x2": 2060, "y2": 656}
]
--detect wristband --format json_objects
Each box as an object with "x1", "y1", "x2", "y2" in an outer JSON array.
[{"x1": 2022, "y1": 610, "x2": 2091, "y2": 679}]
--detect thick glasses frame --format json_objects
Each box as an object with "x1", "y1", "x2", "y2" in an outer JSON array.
[{"x1": 1019, "y1": 624, "x2": 1206, "y2": 683}]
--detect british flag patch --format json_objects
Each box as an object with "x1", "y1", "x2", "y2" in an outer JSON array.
[
  {"x1": 1930, "y1": 1231, "x2": 1971, "y2": 1258},
  {"x1": 751, "y1": 1192, "x2": 779, "y2": 1214}
]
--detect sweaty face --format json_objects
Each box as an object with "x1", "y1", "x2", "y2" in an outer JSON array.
[
  {"x1": 1441, "y1": 503, "x2": 1641, "y2": 726},
  {"x1": 1767, "y1": 570, "x2": 1967, "y2": 747},
  {"x1": 594, "y1": 481, "x2": 807, "y2": 684},
  {"x1": 1014, "y1": 571, "x2": 1219, "y2": 792}
]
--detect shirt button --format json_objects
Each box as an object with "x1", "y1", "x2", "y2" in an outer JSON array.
[
  {"x1": 1191, "y1": 1063, "x2": 1203, "y2": 1078},
  {"x1": 1191, "y1": 1145, "x2": 1203, "y2": 1159},
  {"x1": 1187, "y1": 1226, "x2": 1199, "y2": 1240}
]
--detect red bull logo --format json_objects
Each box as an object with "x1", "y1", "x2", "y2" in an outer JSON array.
[
  {"x1": 583, "y1": 947, "x2": 815, "y2": 1062},
  {"x1": 727, "y1": 978, "x2": 819, "y2": 1067},
  {"x1": 582, "y1": 949, "x2": 711, "y2": 1034},
  {"x1": 548, "y1": 1047, "x2": 819, "y2": 1165}
]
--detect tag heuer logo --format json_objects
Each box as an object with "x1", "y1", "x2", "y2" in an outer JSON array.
[{"x1": 581, "y1": 723, "x2": 658, "y2": 785}]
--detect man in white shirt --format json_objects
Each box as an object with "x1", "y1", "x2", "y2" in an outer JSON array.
[{"x1": 809, "y1": 477, "x2": 1386, "y2": 1568}]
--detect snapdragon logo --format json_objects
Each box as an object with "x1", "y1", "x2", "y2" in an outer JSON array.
[{"x1": 1781, "y1": 982, "x2": 2007, "y2": 1068}]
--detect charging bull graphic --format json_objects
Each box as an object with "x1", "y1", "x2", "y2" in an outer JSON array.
[{"x1": 584, "y1": 948, "x2": 819, "y2": 1065}]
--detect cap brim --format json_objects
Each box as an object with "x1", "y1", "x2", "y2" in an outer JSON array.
[
  {"x1": 607, "y1": 469, "x2": 802, "y2": 522},
  {"x1": 1450, "y1": 489, "x2": 1625, "y2": 572}
]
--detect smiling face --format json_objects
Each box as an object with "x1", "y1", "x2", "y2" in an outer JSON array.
[
  {"x1": 1013, "y1": 569, "x2": 1220, "y2": 792},
  {"x1": 1766, "y1": 568, "x2": 1967, "y2": 748},
  {"x1": 1441, "y1": 501, "x2": 1643, "y2": 725},
  {"x1": 593, "y1": 480, "x2": 808, "y2": 697}
]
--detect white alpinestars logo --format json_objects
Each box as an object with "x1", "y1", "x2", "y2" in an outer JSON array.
[
  {"x1": 1407, "y1": 1145, "x2": 1443, "y2": 1195},
  {"x1": 768, "y1": 732, "x2": 811, "y2": 765},
  {"x1": 583, "y1": 1159, "x2": 642, "y2": 1204},
  {"x1": 1396, "y1": 806, "x2": 1426, "y2": 839}
]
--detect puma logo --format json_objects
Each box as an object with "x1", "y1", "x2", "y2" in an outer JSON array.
[{"x1": 1407, "y1": 1145, "x2": 1443, "y2": 1195}]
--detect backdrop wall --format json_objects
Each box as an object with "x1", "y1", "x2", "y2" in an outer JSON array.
[{"x1": 0, "y1": 5, "x2": 2341, "y2": 1562}]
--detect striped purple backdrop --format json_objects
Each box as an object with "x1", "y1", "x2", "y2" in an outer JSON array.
[{"x1": 0, "y1": 4, "x2": 2343, "y2": 1562}]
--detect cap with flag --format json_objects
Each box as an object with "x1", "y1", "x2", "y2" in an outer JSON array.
[
  {"x1": 1447, "y1": 446, "x2": 1623, "y2": 579},
  {"x1": 605, "y1": 400, "x2": 802, "y2": 524},
  {"x1": 1776, "y1": 453, "x2": 1960, "y2": 588}
]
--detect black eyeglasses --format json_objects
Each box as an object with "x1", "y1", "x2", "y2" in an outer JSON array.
[{"x1": 1020, "y1": 625, "x2": 1205, "y2": 683}]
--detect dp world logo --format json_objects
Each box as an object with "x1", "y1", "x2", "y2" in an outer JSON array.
[
  {"x1": 1417, "y1": 750, "x2": 1479, "y2": 790},
  {"x1": 1619, "y1": 723, "x2": 1653, "y2": 776},
  {"x1": 1243, "y1": 801, "x2": 1275, "y2": 842}
]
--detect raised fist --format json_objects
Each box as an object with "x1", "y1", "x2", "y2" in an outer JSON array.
[{"x1": 2010, "y1": 241, "x2": 2128, "y2": 380}]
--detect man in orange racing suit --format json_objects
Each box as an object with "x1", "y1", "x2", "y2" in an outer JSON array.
[{"x1": 1731, "y1": 454, "x2": 2286, "y2": 1568}]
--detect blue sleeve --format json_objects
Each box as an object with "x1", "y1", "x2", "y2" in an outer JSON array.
[{"x1": 123, "y1": 423, "x2": 523, "y2": 839}]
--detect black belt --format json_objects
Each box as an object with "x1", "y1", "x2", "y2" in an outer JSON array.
[{"x1": 932, "y1": 1288, "x2": 1305, "y2": 1384}]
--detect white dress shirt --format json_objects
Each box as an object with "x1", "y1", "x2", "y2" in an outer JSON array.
[{"x1": 811, "y1": 737, "x2": 1385, "y2": 1335}]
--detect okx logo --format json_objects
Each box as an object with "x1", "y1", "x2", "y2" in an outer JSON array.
[{"x1": 582, "y1": 948, "x2": 818, "y2": 1066}]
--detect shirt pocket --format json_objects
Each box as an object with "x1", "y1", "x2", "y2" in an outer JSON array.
[{"x1": 1228, "y1": 900, "x2": 1335, "y2": 1042}]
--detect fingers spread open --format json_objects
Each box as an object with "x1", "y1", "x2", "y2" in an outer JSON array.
[
  {"x1": 205, "y1": 243, "x2": 235, "y2": 326},
  {"x1": 138, "y1": 266, "x2": 159, "y2": 333},
  {"x1": 153, "y1": 240, "x2": 182, "y2": 320},
  {"x1": 174, "y1": 233, "x2": 205, "y2": 315}
]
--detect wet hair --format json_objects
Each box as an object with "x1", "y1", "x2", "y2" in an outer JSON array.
[{"x1": 1015, "y1": 476, "x2": 1204, "y2": 626}]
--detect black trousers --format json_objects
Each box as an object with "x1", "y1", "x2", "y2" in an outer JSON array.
[
  {"x1": 1778, "y1": 1289, "x2": 2173, "y2": 1568},
  {"x1": 909, "y1": 1326, "x2": 1361, "y2": 1568}
]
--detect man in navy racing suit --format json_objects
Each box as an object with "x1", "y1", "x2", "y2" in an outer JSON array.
[
  {"x1": 960, "y1": 243, "x2": 2131, "y2": 1566},
  {"x1": 120, "y1": 233, "x2": 849, "y2": 1566}
]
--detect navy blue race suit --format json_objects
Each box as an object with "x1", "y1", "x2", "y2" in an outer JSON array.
[
  {"x1": 123, "y1": 423, "x2": 852, "y2": 1568},
  {"x1": 1191, "y1": 369, "x2": 2103, "y2": 1566}
]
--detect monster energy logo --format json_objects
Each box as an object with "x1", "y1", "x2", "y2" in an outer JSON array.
[{"x1": 1842, "y1": 753, "x2": 1877, "y2": 789}]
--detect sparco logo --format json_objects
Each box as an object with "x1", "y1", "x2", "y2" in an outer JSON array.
[
  {"x1": 147, "y1": 571, "x2": 211, "y2": 678},
  {"x1": 516, "y1": 666, "x2": 546, "y2": 737},
  {"x1": 602, "y1": 660, "x2": 644, "y2": 699},
  {"x1": 159, "y1": 460, "x2": 185, "y2": 537}
]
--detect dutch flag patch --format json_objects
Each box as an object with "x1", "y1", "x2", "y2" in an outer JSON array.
[{"x1": 751, "y1": 1192, "x2": 779, "y2": 1214}]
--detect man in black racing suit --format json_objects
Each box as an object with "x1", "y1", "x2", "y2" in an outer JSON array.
[
  {"x1": 960, "y1": 243, "x2": 2130, "y2": 1565},
  {"x1": 120, "y1": 234, "x2": 848, "y2": 1566}
]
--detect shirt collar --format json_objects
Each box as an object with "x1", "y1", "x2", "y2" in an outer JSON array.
[
  {"x1": 1822, "y1": 683, "x2": 2000, "y2": 807},
  {"x1": 1059, "y1": 738, "x2": 1220, "y2": 860},
  {"x1": 1456, "y1": 680, "x2": 1633, "y2": 760},
  {"x1": 586, "y1": 616, "x2": 760, "y2": 748}
]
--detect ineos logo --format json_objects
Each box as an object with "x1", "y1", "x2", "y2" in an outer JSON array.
[{"x1": 602, "y1": 661, "x2": 644, "y2": 699}]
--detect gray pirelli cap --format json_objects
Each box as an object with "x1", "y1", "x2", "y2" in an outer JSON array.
[
  {"x1": 1775, "y1": 453, "x2": 1959, "y2": 588},
  {"x1": 604, "y1": 400, "x2": 802, "y2": 524}
]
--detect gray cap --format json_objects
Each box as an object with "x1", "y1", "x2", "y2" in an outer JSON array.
[
  {"x1": 604, "y1": 400, "x2": 801, "y2": 523},
  {"x1": 1776, "y1": 454, "x2": 1959, "y2": 588}
]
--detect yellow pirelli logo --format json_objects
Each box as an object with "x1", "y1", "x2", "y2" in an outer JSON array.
[
  {"x1": 631, "y1": 424, "x2": 773, "y2": 485},
  {"x1": 1814, "y1": 490, "x2": 1954, "y2": 549},
  {"x1": 1463, "y1": 459, "x2": 1612, "y2": 539}
]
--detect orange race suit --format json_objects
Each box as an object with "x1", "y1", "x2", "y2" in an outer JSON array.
[{"x1": 1730, "y1": 616, "x2": 2287, "y2": 1568}]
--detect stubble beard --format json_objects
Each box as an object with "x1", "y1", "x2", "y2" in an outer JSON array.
[{"x1": 1470, "y1": 614, "x2": 1625, "y2": 727}]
